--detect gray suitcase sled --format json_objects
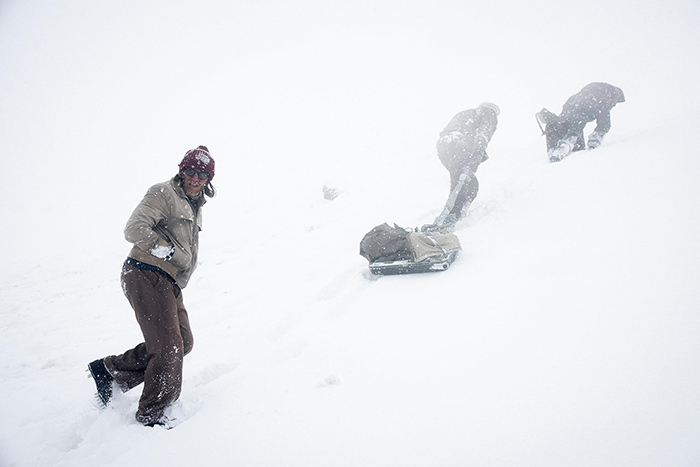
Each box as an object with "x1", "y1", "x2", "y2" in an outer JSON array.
[
  {"x1": 360, "y1": 223, "x2": 461, "y2": 275},
  {"x1": 359, "y1": 170, "x2": 470, "y2": 275}
]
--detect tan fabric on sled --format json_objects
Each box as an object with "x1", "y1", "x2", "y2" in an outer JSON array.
[{"x1": 409, "y1": 232, "x2": 461, "y2": 263}]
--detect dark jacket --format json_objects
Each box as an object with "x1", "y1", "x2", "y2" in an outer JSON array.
[
  {"x1": 436, "y1": 106, "x2": 498, "y2": 174},
  {"x1": 560, "y1": 82, "x2": 625, "y2": 134},
  {"x1": 543, "y1": 82, "x2": 625, "y2": 150}
]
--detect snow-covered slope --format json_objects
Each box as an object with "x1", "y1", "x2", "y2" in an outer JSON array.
[{"x1": 1, "y1": 1, "x2": 699, "y2": 466}]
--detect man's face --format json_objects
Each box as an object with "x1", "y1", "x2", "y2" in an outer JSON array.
[{"x1": 181, "y1": 167, "x2": 209, "y2": 196}]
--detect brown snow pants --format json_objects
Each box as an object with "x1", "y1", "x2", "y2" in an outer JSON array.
[{"x1": 104, "y1": 263, "x2": 194, "y2": 425}]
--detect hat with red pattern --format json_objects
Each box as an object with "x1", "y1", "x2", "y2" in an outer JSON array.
[{"x1": 179, "y1": 145, "x2": 215, "y2": 181}]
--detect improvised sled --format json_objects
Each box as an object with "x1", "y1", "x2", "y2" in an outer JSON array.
[
  {"x1": 360, "y1": 223, "x2": 461, "y2": 276},
  {"x1": 359, "y1": 169, "x2": 470, "y2": 275}
]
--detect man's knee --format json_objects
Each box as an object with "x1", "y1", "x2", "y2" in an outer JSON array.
[{"x1": 182, "y1": 332, "x2": 194, "y2": 356}]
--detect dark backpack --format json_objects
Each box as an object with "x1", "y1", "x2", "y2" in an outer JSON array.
[{"x1": 359, "y1": 223, "x2": 413, "y2": 263}]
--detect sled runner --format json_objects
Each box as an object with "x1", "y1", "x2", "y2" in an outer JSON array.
[
  {"x1": 360, "y1": 223, "x2": 461, "y2": 275},
  {"x1": 368, "y1": 250, "x2": 459, "y2": 275}
]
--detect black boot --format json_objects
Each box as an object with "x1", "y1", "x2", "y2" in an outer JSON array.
[{"x1": 87, "y1": 359, "x2": 114, "y2": 407}]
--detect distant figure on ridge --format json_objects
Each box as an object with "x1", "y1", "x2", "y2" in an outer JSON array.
[
  {"x1": 435, "y1": 102, "x2": 499, "y2": 225},
  {"x1": 536, "y1": 82, "x2": 625, "y2": 162}
]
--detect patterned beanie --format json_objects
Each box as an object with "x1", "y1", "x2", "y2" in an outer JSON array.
[{"x1": 179, "y1": 145, "x2": 215, "y2": 181}]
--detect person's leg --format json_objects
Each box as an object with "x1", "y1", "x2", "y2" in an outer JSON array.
[
  {"x1": 103, "y1": 343, "x2": 149, "y2": 392},
  {"x1": 175, "y1": 288, "x2": 194, "y2": 356},
  {"x1": 571, "y1": 131, "x2": 585, "y2": 152},
  {"x1": 565, "y1": 117, "x2": 588, "y2": 152},
  {"x1": 107, "y1": 265, "x2": 187, "y2": 425},
  {"x1": 450, "y1": 172, "x2": 478, "y2": 218},
  {"x1": 447, "y1": 169, "x2": 463, "y2": 215},
  {"x1": 587, "y1": 130, "x2": 605, "y2": 149},
  {"x1": 103, "y1": 265, "x2": 153, "y2": 391},
  {"x1": 451, "y1": 174, "x2": 479, "y2": 220},
  {"x1": 546, "y1": 120, "x2": 572, "y2": 161},
  {"x1": 134, "y1": 274, "x2": 186, "y2": 425},
  {"x1": 463, "y1": 175, "x2": 479, "y2": 209}
]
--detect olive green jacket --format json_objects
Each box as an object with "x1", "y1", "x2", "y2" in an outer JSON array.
[{"x1": 124, "y1": 176, "x2": 206, "y2": 288}]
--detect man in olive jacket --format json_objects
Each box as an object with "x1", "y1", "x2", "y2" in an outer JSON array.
[
  {"x1": 536, "y1": 82, "x2": 625, "y2": 162},
  {"x1": 436, "y1": 102, "x2": 499, "y2": 224},
  {"x1": 88, "y1": 145, "x2": 216, "y2": 427}
]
